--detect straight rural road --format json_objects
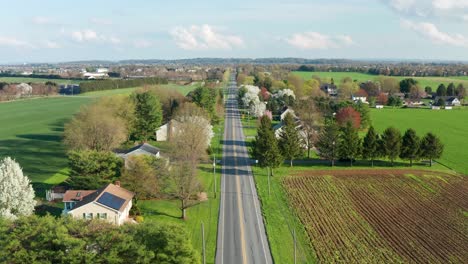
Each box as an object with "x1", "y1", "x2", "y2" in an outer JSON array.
[{"x1": 216, "y1": 75, "x2": 273, "y2": 264}]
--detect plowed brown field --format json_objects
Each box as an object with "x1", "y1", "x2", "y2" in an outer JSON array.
[{"x1": 283, "y1": 169, "x2": 468, "y2": 263}]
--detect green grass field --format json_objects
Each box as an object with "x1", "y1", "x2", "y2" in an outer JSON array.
[
  {"x1": 0, "y1": 97, "x2": 92, "y2": 184},
  {"x1": 371, "y1": 107, "x2": 468, "y2": 174},
  {"x1": 0, "y1": 82, "x2": 196, "y2": 188},
  {"x1": 0, "y1": 77, "x2": 84, "y2": 85},
  {"x1": 294, "y1": 71, "x2": 468, "y2": 89},
  {"x1": 79, "y1": 83, "x2": 195, "y2": 97}
]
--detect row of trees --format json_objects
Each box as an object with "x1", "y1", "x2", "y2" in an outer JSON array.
[
  {"x1": 252, "y1": 113, "x2": 444, "y2": 174},
  {"x1": 0, "y1": 215, "x2": 199, "y2": 263},
  {"x1": 79, "y1": 77, "x2": 168, "y2": 93},
  {"x1": 435, "y1": 83, "x2": 466, "y2": 97},
  {"x1": 317, "y1": 122, "x2": 444, "y2": 167}
]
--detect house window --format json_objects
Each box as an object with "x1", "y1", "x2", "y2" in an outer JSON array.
[
  {"x1": 97, "y1": 213, "x2": 107, "y2": 220},
  {"x1": 85, "y1": 213, "x2": 93, "y2": 219}
]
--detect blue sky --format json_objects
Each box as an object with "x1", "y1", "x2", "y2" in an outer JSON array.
[{"x1": 1, "y1": 0, "x2": 468, "y2": 63}]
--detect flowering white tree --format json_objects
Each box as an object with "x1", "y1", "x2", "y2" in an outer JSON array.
[
  {"x1": 241, "y1": 85, "x2": 261, "y2": 106},
  {"x1": 0, "y1": 157, "x2": 36, "y2": 219},
  {"x1": 240, "y1": 85, "x2": 266, "y2": 117},
  {"x1": 250, "y1": 97, "x2": 267, "y2": 117},
  {"x1": 276, "y1": 88, "x2": 296, "y2": 99}
]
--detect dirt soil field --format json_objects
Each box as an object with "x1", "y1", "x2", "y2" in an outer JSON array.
[{"x1": 283, "y1": 169, "x2": 468, "y2": 263}]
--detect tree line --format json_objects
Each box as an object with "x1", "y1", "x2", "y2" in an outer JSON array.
[
  {"x1": 79, "y1": 77, "x2": 168, "y2": 93},
  {"x1": 0, "y1": 215, "x2": 199, "y2": 263},
  {"x1": 252, "y1": 113, "x2": 444, "y2": 174},
  {"x1": 316, "y1": 123, "x2": 444, "y2": 167}
]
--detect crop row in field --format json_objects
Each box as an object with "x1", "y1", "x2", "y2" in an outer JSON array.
[{"x1": 283, "y1": 169, "x2": 468, "y2": 263}]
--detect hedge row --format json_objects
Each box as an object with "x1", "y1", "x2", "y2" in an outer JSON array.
[{"x1": 79, "y1": 77, "x2": 168, "y2": 93}]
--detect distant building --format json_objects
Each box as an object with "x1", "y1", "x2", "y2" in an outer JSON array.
[
  {"x1": 320, "y1": 83, "x2": 338, "y2": 96},
  {"x1": 59, "y1": 84, "x2": 80, "y2": 95},
  {"x1": 115, "y1": 143, "x2": 161, "y2": 166},
  {"x1": 83, "y1": 72, "x2": 108, "y2": 79},
  {"x1": 155, "y1": 120, "x2": 181, "y2": 141},
  {"x1": 352, "y1": 96, "x2": 367, "y2": 104},
  {"x1": 280, "y1": 108, "x2": 296, "y2": 121},
  {"x1": 433, "y1": 96, "x2": 461, "y2": 106},
  {"x1": 63, "y1": 183, "x2": 134, "y2": 225}
]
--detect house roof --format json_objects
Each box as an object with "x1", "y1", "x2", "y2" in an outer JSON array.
[
  {"x1": 69, "y1": 183, "x2": 134, "y2": 213},
  {"x1": 63, "y1": 190, "x2": 96, "y2": 202},
  {"x1": 434, "y1": 96, "x2": 459, "y2": 102},
  {"x1": 117, "y1": 143, "x2": 161, "y2": 156}
]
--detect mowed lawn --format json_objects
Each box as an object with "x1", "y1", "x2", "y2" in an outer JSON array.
[
  {"x1": 79, "y1": 83, "x2": 196, "y2": 97},
  {"x1": 371, "y1": 108, "x2": 468, "y2": 174},
  {"x1": 0, "y1": 97, "x2": 92, "y2": 185},
  {"x1": 294, "y1": 71, "x2": 468, "y2": 89}
]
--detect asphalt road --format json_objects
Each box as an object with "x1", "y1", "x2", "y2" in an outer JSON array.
[{"x1": 216, "y1": 75, "x2": 273, "y2": 264}]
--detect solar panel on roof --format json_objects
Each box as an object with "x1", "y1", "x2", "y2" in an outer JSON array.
[{"x1": 97, "y1": 192, "x2": 126, "y2": 211}]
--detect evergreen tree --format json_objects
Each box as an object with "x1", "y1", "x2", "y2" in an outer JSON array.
[
  {"x1": 338, "y1": 121, "x2": 361, "y2": 166},
  {"x1": 316, "y1": 121, "x2": 340, "y2": 166},
  {"x1": 420, "y1": 133, "x2": 444, "y2": 167},
  {"x1": 436, "y1": 84, "x2": 447, "y2": 96},
  {"x1": 362, "y1": 126, "x2": 380, "y2": 167},
  {"x1": 67, "y1": 151, "x2": 123, "y2": 189},
  {"x1": 381, "y1": 127, "x2": 402, "y2": 166},
  {"x1": 447, "y1": 83, "x2": 455, "y2": 96},
  {"x1": 252, "y1": 115, "x2": 283, "y2": 175},
  {"x1": 0, "y1": 157, "x2": 36, "y2": 219},
  {"x1": 132, "y1": 91, "x2": 163, "y2": 141},
  {"x1": 456, "y1": 84, "x2": 466, "y2": 99},
  {"x1": 400, "y1": 129, "x2": 420, "y2": 166},
  {"x1": 278, "y1": 113, "x2": 303, "y2": 167}
]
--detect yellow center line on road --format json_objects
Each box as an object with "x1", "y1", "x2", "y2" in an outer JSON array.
[{"x1": 232, "y1": 107, "x2": 248, "y2": 264}]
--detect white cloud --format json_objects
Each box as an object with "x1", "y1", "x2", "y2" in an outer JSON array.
[
  {"x1": 401, "y1": 19, "x2": 468, "y2": 47},
  {"x1": 170, "y1": 24, "x2": 244, "y2": 50},
  {"x1": 286, "y1": 32, "x2": 355, "y2": 50},
  {"x1": 44, "y1": 41, "x2": 60, "y2": 49},
  {"x1": 71, "y1": 29, "x2": 99, "y2": 42},
  {"x1": 32, "y1": 16, "x2": 54, "y2": 25},
  {"x1": 432, "y1": 0, "x2": 468, "y2": 10},
  {"x1": 383, "y1": 0, "x2": 468, "y2": 20},
  {"x1": 133, "y1": 39, "x2": 152, "y2": 48},
  {"x1": 108, "y1": 36, "x2": 121, "y2": 44},
  {"x1": 69, "y1": 29, "x2": 120, "y2": 45},
  {"x1": 90, "y1": 18, "x2": 113, "y2": 25},
  {"x1": 0, "y1": 37, "x2": 34, "y2": 49}
]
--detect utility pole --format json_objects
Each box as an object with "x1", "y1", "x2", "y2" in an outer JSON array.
[
  {"x1": 201, "y1": 222, "x2": 206, "y2": 264},
  {"x1": 213, "y1": 155, "x2": 217, "y2": 198},
  {"x1": 293, "y1": 228, "x2": 297, "y2": 264},
  {"x1": 268, "y1": 167, "x2": 271, "y2": 196}
]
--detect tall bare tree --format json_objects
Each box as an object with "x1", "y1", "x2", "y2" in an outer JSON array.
[
  {"x1": 295, "y1": 99, "x2": 323, "y2": 158},
  {"x1": 64, "y1": 104, "x2": 127, "y2": 151},
  {"x1": 167, "y1": 103, "x2": 212, "y2": 219}
]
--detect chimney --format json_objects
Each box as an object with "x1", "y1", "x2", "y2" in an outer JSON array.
[{"x1": 114, "y1": 180, "x2": 121, "y2": 187}]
